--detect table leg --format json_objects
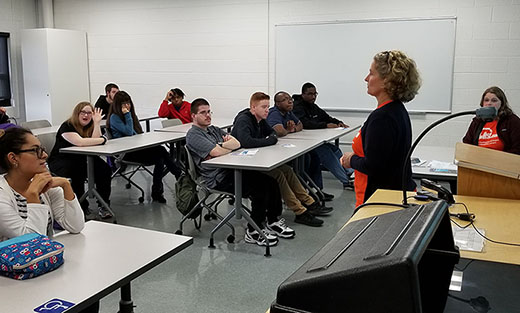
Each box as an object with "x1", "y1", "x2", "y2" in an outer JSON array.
[
  {"x1": 145, "y1": 120, "x2": 151, "y2": 132},
  {"x1": 118, "y1": 283, "x2": 134, "y2": 313},
  {"x1": 79, "y1": 155, "x2": 117, "y2": 222}
]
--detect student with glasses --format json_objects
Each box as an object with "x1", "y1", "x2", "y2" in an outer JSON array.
[
  {"x1": 0, "y1": 127, "x2": 84, "y2": 242},
  {"x1": 47, "y1": 102, "x2": 112, "y2": 219}
]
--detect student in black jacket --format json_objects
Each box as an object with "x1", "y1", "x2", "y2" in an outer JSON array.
[
  {"x1": 341, "y1": 50, "x2": 421, "y2": 206},
  {"x1": 94, "y1": 83, "x2": 119, "y2": 119},
  {"x1": 293, "y1": 83, "x2": 354, "y2": 190},
  {"x1": 232, "y1": 92, "x2": 329, "y2": 229}
]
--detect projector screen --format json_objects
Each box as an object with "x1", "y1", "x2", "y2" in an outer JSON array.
[{"x1": 275, "y1": 17, "x2": 457, "y2": 113}]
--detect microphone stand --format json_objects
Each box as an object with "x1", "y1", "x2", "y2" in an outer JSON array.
[{"x1": 402, "y1": 110, "x2": 479, "y2": 206}]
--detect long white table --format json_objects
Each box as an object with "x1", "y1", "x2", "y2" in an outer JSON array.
[
  {"x1": 284, "y1": 126, "x2": 360, "y2": 142},
  {"x1": 60, "y1": 132, "x2": 187, "y2": 220},
  {"x1": 0, "y1": 221, "x2": 192, "y2": 313},
  {"x1": 411, "y1": 145, "x2": 457, "y2": 191},
  {"x1": 156, "y1": 117, "x2": 234, "y2": 134}
]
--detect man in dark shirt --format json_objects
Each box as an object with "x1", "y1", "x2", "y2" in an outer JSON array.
[
  {"x1": 94, "y1": 83, "x2": 119, "y2": 119},
  {"x1": 232, "y1": 92, "x2": 330, "y2": 228},
  {"x1": 293, "y1": 82, "x2": 354, "y2": 190},
  {"x1": 186, "y1": 98, "x2": 286, "y2": 246},
  {"x1": 267, "y1": 91, "x2": 335, "y2": 202}
]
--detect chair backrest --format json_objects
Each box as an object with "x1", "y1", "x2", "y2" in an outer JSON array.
[
  {"x1": 161, "y1": 119, "x2": 182, "y2": 128},
  {"x1": 183, "y1": 146, "x2": 199, "y2": 181},
  {"x1": 21, "y1": 119, "x2": 51, "y2": 129},
  {"x1": 36, "y1": 132, "x2": 56, "y2": 155}
]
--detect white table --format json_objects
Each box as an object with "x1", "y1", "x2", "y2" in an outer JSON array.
[
  {"x1": 60, "y1": 132, "x2": 187, "y2": 220},
  {"x1": 0, "y1": 221, "x2": 192, "y2": 313},
  {"x1": 202, "y1": 137, "x2": 328, "y2": 256},
  {"x1": 156, "y1": 117, "x2": 234, "y2": 134},
  {"x1": 411, "y1": 145, "x2": 457, "y2": 191},
  {"x1": 284, "y1": 126, "x2": 360, "y2": 143},
  {"x1": 31, "y1": 125, "x2": 60, "y2": 136}
]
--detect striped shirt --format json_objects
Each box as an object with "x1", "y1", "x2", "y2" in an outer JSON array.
[{"x1": 10, "y1": 187, "x2": 52, "y2": 235}]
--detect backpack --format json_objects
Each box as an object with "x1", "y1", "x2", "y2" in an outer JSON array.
[{"x1": 175, "y1": 173, "x2": 201, "y2": 219}]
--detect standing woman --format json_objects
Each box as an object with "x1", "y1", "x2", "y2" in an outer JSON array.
[
  {"x1": 0, "y1": 127, "x2": 84, "y2": 241},
  {"x1": 48, "y1": 102, "x2": 112, "y2": 219},
  {"x1": 462, "y1": 86, "x2": 520, "y2": 155},
  {"x1": 107, "y1": 91, "x2": 181, "y2": 203},
  {"x1": 341, "y1": 50, "x2": 421, "y2": 207}
]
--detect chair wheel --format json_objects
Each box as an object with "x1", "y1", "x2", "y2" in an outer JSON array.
[
  {"x1": 227, "y1": 235, "x2": 235, "y2": 243},
  {"x1": 138, "y1": 197, "x2": 144, "y2": 203},
  {"x1": 126, "y1": 183, "x2": 131, "y2": 189},
  {"x1": 175, "y1": 230, "x2": 183, "y2": 235},
  {"x1": 204, "y1": 214, "x2": 212, "y2": 221},
  {"x1": 228, "y1": 199, "x2": 235, "y2": 205},
  {"x1": 210, "y1": 213, "x2": 217, "y2": 220}
]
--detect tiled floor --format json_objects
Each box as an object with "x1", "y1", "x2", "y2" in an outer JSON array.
[{"x1": 95, "y1": 170, "x2": 357, "y2": 313}]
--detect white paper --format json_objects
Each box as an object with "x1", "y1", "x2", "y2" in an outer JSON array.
[
  {"x1": 237, "y1": 149, "x2": 258, "y2": 156},
  {"x1": 281, "y1": 144, "x2": 296, "y2": 148},
  {"x1": 428, "y1": 160, "x2": 457, "y2": 173},
  {"x1": 452, "y1": 226, "x2": 486, "y2": 252}
]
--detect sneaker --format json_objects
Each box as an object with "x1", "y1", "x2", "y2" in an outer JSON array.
[
  {"x1": 295, "y1": 211, "x2": 324, "y2": 227},
  {"x1": 266, "y1": 218, "x2": 296, "y2": 239},
  {"x1": 152, "y1": 194, "x2": 167, "y2": 204},
  {"x1": 304, "y1": 202, "x2": 333, "y2": 216},
  {"x1": 245, "y1": 228, "x2": 278, "y2": 246},
  {"x1": 319, "y1": 191, "x2": 334, "y2": 202},
  {"x1": 343, "y1": 180, "x2": 354, "y2": 190},
  {"x1": 98, "y1": 207, "x2": 113, "y2": 219}
]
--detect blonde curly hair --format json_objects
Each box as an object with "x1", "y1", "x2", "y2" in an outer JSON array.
[{"x1": 373, "y1": 50, "x2": 421, "y2": 103}]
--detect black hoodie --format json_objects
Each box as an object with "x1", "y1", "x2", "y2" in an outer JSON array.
[
  {"x1": 231, "y1": 108, "x2": 277, "y2": 148},
  {"x1": 292, "y1": 94, "x2": 343, "y2": 129}
]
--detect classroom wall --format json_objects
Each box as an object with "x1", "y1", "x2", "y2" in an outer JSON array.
[
  {"x1": 0, "y1": 0, "x2": 38, "y2": 120},
  {"x1": 9, "y1": 0, "x2": 520, "y2": 148}
]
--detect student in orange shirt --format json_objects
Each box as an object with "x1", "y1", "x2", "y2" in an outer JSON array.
[{"x1": 462, "y1": 86, "x2": 520, "y2": 155}]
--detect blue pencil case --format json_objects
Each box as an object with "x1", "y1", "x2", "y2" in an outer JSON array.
[{"x1": 0, "y1": 233, "x2": 64, "y2": 280}]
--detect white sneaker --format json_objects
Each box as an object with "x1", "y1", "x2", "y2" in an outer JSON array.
[
  {"x1": 266, "y1": 218, "x2": 296, "y2": 239},
  {"x1": 245, "y1": 228, "x2": 278, "y2": 246}
]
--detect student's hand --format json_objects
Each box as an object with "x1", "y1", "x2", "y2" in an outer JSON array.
[
  {"x1": 92, "y1": 107, "x2": 104, "y2": 123},
  {"x1": 25, "y1": 172, "x2": 53, "y2": 203},
  {"x1": 340, "y1": 152, "x2": 354, "y2": 169},
  {"x1": 286, "y1": 120, "x2": 296, "y2": 133},
  {"x1": 338, "y1": 122, "x2": 348, "y2": 128},
  {"x1": 327, "y1": 123, "x2": 339, "y2": 128},
  {"x1": 222, "y1": 134, "x2": 231, "y2": 142},
  {"x1": 165, "y1": 90, "x2": 173, "y2": 102},
  {"x1": 122, "y1": 103, "x2": 131, "y2": 114},
  {"x1": 0, "y1": 107, "x2": 6, "y2": 114}
]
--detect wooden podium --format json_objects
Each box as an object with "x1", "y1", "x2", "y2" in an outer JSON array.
[{"x1": 455, "y1": 142, "x2": 520, "y2": 200}]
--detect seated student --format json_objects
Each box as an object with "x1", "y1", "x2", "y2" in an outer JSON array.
[
  {"x1": 293, "y1": 82, "x2": 354, "y2": 190},
  {"x1": 268, "y1": 91, "x2": 335, "y2": 202},
  {"x1": 462, "y1": 86, "x2": 520, "y2": 155},
  {"x1": 186, "y1": 98, "x2": 284, "y2": 246},
  {"x1": 47, "y1": 102, "x2": 112, "y2": 219},
  {"x1": 107, "y1": 91, "x2": 181, "y2": 203},
  {"x1": 94, "y1": 83, "x2": 119, "y2": 119},
  {"x1": 232, "y1": 92, "x2": 331, "y2": 228},
  {"x1": 158, "y1": 88, "x2": 192, "y2": 124},
  {"x1": 0, "y1": 128, "x2": 97, "y2": 313},
  {"x1": 0, "y1": 107, "x2": 16, "y2": 129}
]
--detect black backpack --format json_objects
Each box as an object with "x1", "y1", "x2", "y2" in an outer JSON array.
[{"x1": 175, "y1": 172, "x2": 201, "y2": 219}]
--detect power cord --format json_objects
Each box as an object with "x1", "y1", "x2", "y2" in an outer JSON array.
[{"x1": 451, "y1": 202, "x2": 520, "y2": 247}]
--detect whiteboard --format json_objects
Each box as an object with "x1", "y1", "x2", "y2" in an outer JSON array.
[{"x1": 275, "y1": 18, "x2": 456, "y2": 113}]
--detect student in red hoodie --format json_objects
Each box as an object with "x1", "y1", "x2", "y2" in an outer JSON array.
[{"x1": 157, "y1": 88, "x2": 192, "y2": 124}]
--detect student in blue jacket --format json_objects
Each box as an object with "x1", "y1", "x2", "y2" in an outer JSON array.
[{"x1": 106, "y1": 91, "x2": 181, "y2": 203}]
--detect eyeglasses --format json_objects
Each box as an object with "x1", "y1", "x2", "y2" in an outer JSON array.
[
  {"x1": 17, "y1": 145, "x2": 47, "y2": 159},
  {"x1": 276, "y1": 96, "x2": 293, "y2": 103},
  {"x1": 197, "y1": 110, "x2": 212, "y2": 116},
  {"x1": 79, "y1": 110, "x2": 93, "y2": 116}
]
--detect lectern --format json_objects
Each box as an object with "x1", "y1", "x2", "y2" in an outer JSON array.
[{"x1": 456, "y1": 142, "x2": 520, "y2": 200}]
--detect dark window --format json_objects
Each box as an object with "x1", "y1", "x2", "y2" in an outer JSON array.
[{"x1": 0, "y1": 32, "x2": 12, "y2": 107}]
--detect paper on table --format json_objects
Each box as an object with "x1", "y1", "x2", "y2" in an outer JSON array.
[
  {"x1": 411, "y1": 157, "x2": 427, "y2": 167},
  {"x1": 281, "y1": 144, "x2": 296, "y2": 148},
  {"x1": 428, "y1": 160, "x2": 457, "y2": 173},
  {"x1": 232, "y1": 149, "x2": 259, "y2": 156},
  {"x1": 452, "y1": 226, "x2": 485, "y2": 252}
]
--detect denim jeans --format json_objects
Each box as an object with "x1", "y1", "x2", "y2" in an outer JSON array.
[{"x1": 314, "y1": 143, "x2": 353, "y2": 185}]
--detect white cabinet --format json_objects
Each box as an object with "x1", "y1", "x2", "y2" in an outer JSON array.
[{"x1": 21, "y1": 28, "x2": 90, "y2": 125}]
